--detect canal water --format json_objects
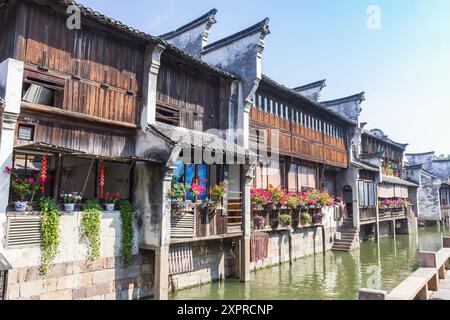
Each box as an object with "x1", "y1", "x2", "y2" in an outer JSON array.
[{"x1": 170, "y1": 226, "x2": 450, "y2": 300}]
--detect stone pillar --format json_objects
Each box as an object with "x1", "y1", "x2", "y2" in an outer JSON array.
[
  {"x1": 154, "y1": 246, "x2": 170, "y2": 300},
  {"x1": 239, "y1": 164, "x2": 255, "y2": 282},
  {"x1": 153, "y1": 162, "x2": 178, "y2": 300},
  {"x1": 0, "y1": 59, "x2": 24, "y2": 252},
  {"x1": 218, "y1": 240, "x2": 225, "y2": 281},
  {"x1": 141, "y1": 43, "x2": 166, "y2": 129}
]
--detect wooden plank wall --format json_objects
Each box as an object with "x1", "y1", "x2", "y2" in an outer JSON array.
[
  {"x1": 13, "y1": 1, "x2": 144, "y2": 125},
  {"x1": 156, "y1": 53, "x2": 221, "y2": 131},
  {"x1": 250, "y1": 108, "x2": 348, "y2": 168},
  {"x1": 15, "y1": 114, "x2": 135, "y2": 157},
  {"x1": 0, "y1": 2, "x2": 17, "y2": 62}
]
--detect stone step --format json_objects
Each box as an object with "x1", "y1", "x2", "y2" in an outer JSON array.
[
  {"x1": 332, "y1": 243, "x2": 352, "y2": 249},
  {"x1": 331, "y1": 247, "x2": 351, "y2": 252}
]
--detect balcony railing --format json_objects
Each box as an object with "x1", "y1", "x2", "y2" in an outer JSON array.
[
  {"x1": 170, "y1": 201, "x2": 243, "y2": 242},
  {"x1": 249, "y1": 108, "x2": 348, "y2": 168},
  {"x1": 378, "y1": 206, "x2": 407, "y2": 221},
  {"x1": 360, "y1": 206, "x2": 377, "y2": 222}
]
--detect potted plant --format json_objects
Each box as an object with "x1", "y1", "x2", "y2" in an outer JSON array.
[
  {"x1": 168, "y1": 183, "x2": 187, "y2": 212},
  {"x1": 279, "y1": 213, "x2": 292, "y2": 228},
  {"x1": 4, "y1": 166, "x2": 41, "y2": 212},
  {"x1": 60, "y1": 192, "x2": 82, "y2": 213},
  {"x1": 268, "y1": 185, "x2": 286, "y2": 210},
  {"x1": 253, "y1": 214, "x2": 265, "y2": 230},
  {"x1": 250, "y1": 188, "x2": 272, "y2": 211},
  {"x1": 210, "y1": 182, "x2": 226, "y2": 210},
  {"x1": 300, "y1": 211, "x2": 312, "y2": 226},
  {"x1": 104, "y1": 193, "x2": 120, "y2": 211}
]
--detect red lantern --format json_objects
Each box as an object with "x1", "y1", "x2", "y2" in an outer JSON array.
[
  {"x1": 99, "y1": 162, "x2": 105, "y2": 199},
  {"x1": 40, "y1": 155, "x2": 48, "y2": 194}
]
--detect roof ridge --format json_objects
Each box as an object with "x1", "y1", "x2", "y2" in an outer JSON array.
[
  {"x1": 159, "y1": 9, "x2": 217, "y2": 40},
  {"x1": 203, "y1": 18, "x2": 270, "y2": 53},
  {"x1": 292, "y1": 79, "x2": 326, "y2": 92},
  {"x1": 321, "y1": 92, "x2": 365, "y2": 106}
]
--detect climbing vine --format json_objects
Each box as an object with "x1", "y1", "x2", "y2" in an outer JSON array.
[
  {"x1": 39, "y1": 197, "x2": 61, "y2": 275},
  {"x1": 118, "y1": 200, "x2": 135, "y2": 266},
  {"x1": 81, "y1": 199, "x2": 102, "y2": 261}
]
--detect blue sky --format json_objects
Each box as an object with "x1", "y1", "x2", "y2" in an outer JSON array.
[{"x1": 77, "y1": 0, "x2": 450, "y2": 154}]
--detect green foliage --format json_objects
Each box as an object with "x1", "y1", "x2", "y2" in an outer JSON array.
[
  {"x1": 117, "y1": 200, "x2": 135, "y2": 266},
  {"x1": 300, "y1": 212, "x2": 312, "y2": 225},
  {"x1": 81, "y1": 199, "x2": 101, "y2": 261},
  {"x1": 39, "y1": 197, "x2": 61, "y2": 275},
  {"x1": 168, "y1": 183, "x2": 187, "y2": 200},
  {"x1": 279, "y1": 213, "x2": 292, "y2": 225}
]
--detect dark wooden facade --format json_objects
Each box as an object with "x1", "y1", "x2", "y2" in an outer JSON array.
[
  {"x1": 1, "y1": 0, "x2": 145, "y2": 157},
  {"x1": 156, "y1": 51, "x2": 228, "y2": 132},
  {"x1": 361, "y1": 133, "x2": 404, "y2": 177},
  {"x1": 251, "y1": 83, "x2": 349, "y2": 169}
]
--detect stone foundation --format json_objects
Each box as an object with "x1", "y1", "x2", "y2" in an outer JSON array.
[
  {"x1": 251, "y1": 226, "x2": 337, "y2": 270},
  {"x1": 6, "y1": 252, "x2": 154, "y2": 300},
  {"x1": 169, "y1": 239, "x2": 237, "y2": 291}
]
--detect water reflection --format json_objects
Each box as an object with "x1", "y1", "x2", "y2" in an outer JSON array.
[{"x1": 170, "y1": 226, "x2": 450, "y2": 300}]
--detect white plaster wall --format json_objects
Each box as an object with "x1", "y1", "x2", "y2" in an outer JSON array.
[
  {"x1": 2, "y1": 211, "x2": 139, "y2": 268},
  {"x1": 167, "y1": 24, "x2": 207, "y2": 57}
]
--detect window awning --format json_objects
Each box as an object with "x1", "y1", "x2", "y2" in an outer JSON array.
[
  {"x1": 14, "y1": 142, "x2": 82, "y2": 155},
  {"x1": 381, "y1": 175, "x2": 418, "y2": 187},
  {"x1": 147, "y1": 123, "x2": 258, "y2": 162},
  {"x1": 14, "y1": 143, "x2": 162, "y2": 164}
]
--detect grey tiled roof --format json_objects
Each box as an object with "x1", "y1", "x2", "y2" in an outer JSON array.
[
  {"x1": 148, "y1": 123, "x2": 257, "y2": 160},
  {"x1": 351, "y1": 159, "x2": 380, "y2": 172},
  {"x1": 55, "y1": 1, "x2": 237, "y2": 79},
  {"x1": 261, "y1": 75, "x2": 357, "y2": 125},
  {"x1": 362, "y1": 129, "x2": 408, "y2": 150},
  {"x1": 381, "y1": 175, "x2": 419, "y2": 187}
]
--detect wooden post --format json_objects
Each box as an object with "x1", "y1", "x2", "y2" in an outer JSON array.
[
  {"x1": 321, "y1": 225, "x2": 326, "y2": 255},
  {"x1": 443, "y1": 237, "x2": 450, "y2": 248},
  {"x1": 288, "y1": 229, "x2": 293, "y2": 265}
]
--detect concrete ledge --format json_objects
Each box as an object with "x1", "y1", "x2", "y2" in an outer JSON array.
[{"x1": 359, "y1": 289, "x2": 387, "y2": 300}]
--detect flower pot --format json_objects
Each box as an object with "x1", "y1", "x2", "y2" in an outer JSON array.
[
  {"x1": 14, "y1": 201, "x2": 27, "y2": 212},
  {"x1": 64, "y1": 203, "x2": 76, "y2": 213},
  {"x1": 105, "y1": 203, "x2": 115, "y2": 212}
]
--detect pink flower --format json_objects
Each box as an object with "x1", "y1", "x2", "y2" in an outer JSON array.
[
  {"x1": 3, "y1": 166, "x2": 12, "y2": 174},
  {"x1": 28, "y1": 178, "x2": 36, "y2": 184},
  {"x1": 15, "y1": 178, "x2": 20, "y2": 183}
]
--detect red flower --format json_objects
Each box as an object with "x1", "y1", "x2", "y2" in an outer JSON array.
[{"x1": 3, "y1": 166, "x2": 12, "y2": 174}]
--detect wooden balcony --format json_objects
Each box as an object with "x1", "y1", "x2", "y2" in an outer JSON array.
[
  {"x1": 379, "y1": 206, "x2": 407, "y2": 221},
  {"x1": 250, "y1": 108, "x2": 348, "y2": 168},
  {"x1": 360, "y1": 207, "x2": 377, "y2": 223},
  {"x1": 170, "y1": 201, "x2": 243, "y2": 243}
]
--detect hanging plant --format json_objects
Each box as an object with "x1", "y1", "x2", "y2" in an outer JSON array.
[
  {"x1": 39, "y1": 197, "x2": 61, "y2": 275},
  {"x1": 81, "y1": 199, "x2": 102, "y2": 261},
  {"x1": 117, "y1": 200, "x2": 135, "y2": 266}
]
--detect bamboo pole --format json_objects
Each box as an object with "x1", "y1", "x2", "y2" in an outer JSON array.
[{"x1": 81, "y1": 159, "x2": 95, "y2": 199}]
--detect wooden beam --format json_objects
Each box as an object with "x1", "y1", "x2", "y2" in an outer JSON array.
[{"x1": 21, "y1": 102, "x2": 138, "y2": 129}]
